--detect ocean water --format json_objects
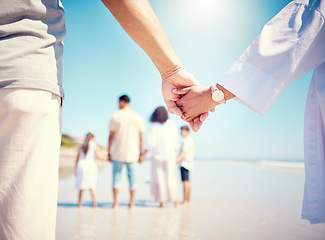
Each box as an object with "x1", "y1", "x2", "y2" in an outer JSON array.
[{"x1": 194, "y1": 157, "x2": 305, "y2": 173}]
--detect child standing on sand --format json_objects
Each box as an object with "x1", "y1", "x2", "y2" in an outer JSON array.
[
  {"x1": 75, "y1": 132, "x2": 107, "y2": 207},
  {"x1": 176, "y1": 125, "x2": 195, "y2": 204}
]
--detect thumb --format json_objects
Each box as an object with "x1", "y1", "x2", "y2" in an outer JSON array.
[
  {"x1": 172, "y1": 87, "x2": 191, "y2": 95},
  {"x1": 166, "y1": 101, "x2": 182, "y2": 116}
]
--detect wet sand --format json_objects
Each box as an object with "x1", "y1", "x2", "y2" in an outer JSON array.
[{"x1": 56, "y1": 151, "x2": 325, "y2": 240}]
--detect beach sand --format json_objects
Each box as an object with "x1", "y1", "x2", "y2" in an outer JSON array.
[{"x1": 56, "y1": 150, "x2": 325, "y2": 240}]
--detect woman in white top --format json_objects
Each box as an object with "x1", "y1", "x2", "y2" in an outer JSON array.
[
  {"x1": 75, "y1": 133, "x2": 106, "y2": 207},
  {"x1": 141, "y1": 107, "x2": 179, "y2": 207}
]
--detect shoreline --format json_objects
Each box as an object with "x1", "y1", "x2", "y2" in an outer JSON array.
[{"x1": 56, "y1": 156, "x2": 325, "y2": 240}]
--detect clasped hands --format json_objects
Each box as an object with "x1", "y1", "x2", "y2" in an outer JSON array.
[{"x1": 162, "y1": 66, "x2": 220, "y2": 131}]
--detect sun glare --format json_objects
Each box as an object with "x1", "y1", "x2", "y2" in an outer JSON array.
[{"x1": 188, "y1": 0, "x2": 225, "y2": 19}]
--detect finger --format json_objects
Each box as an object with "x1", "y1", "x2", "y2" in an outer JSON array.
[
  {"x1": 199, "y1": 112, "x2": 209, "y2": 122},
  {"x1": 189, "y1": 121, "x2": 196, "y2": 132},
  {"x1": 193, "y1": 117, "x2": 203, "y2": 131},
  {"x1": 172, "y1": 87, "x2": 191, "y2": 95},
  {"x1": 181, "y1": 110, "x2": 196, "y2": 122},
  {"x1": 166, "y1": 101, "x2": 182, "y2": 116}
]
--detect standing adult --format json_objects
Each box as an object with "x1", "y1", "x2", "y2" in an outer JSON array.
[
  {"x1": 141, "y1": 106, "x2": 179, "y2": 208},
  {"x1": 108, "y1": 95, "x2": 145, "y2": 209},
  {"x1": 175, "y1": 0, "x2": 325, "y2": 224},
  {"x1": 0, "y1": 0, "x2": 205, "y2": 238}
]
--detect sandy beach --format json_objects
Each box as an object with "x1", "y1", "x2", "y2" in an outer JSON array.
[{"x1": 56, "y1": 149, "x2": 325, "y2": 240}]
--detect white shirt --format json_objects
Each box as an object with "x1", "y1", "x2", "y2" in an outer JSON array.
[
  {"x1": 109, "y1": 108, "x2": 145, "y2": 163},
  {"x1": 146, "y1": 120, "x2": 179, "y2": 161},
  {"x1": 180, "y1": 136, "x2": 195, "y2": 171},
  {"x1": 218, "y1": 0, "x2": 325, "y2": 224}
]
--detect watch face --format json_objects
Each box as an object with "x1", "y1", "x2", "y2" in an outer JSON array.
[{"x1": 212, "y1": 90, "x2": 224, "y2": 102}]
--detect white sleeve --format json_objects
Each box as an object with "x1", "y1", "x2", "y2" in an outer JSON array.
[{"x1": 218, "y1": 0, "x2": 325, "y2": 115}]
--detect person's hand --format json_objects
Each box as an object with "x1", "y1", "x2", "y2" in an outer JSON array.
[
  {"x1": 161, "y1": 66, "x2": 200, "y2": 116},
  {"x1": 138, "y1": 154, "x2": 144, "y2": 164},
  {"x1": 175, "y1": 85, "x2": 218, "y2": 122},
  {"x1": 161, "y1": 66, "x2": 210, "y2": 131}
]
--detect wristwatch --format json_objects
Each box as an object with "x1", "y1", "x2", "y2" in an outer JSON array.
[{"x1": 210, "y1": 84, "x2": 226, "y2": 104}]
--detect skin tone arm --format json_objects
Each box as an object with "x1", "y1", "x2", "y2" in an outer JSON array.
[
  {"x1": 100, "y1": 0, "x2": 209, "y2": 129},
  {"x1": 138, "y1": 132, "x2": 143, "y2": 163},
  {"x1": 95, "y1": 145, "x2": 108, "y2": 161},
  {"x1": 175, "y1": 84, "x2": 235, "y2": 125},
  {"x1": 139, "y1": 149, "x2": 148, "y2": 163},
  {"x1": 176, "y1": 151, "x2": 186, "y2": 163},
  {"x1": 108, "y1": 131, "x2": 115, "y2": 163}
]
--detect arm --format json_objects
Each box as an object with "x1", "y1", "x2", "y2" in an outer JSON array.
[
  {"x1": 95, "y1": 145, "x2": 108, "y2": 161},
  {"x1": 174, "y1": 2, "x2": 324, "y2": 124},
  {"x1": 108, "y1": 131, "x2": 115, "y2": 163},
  {"x1": 101, "y1": 0, "x2": 181, "y2": 77},
  {"x1": 101, "y1": 0, "x2": 211, "y2": 126},
  {"x1": 217, "y1": 2, "x2": 325, "y2": 115},
  {"x1": 139, "y1": 149, "x2": 148, "y2": 164},
  {"x1": 138, "y1": 132, "x2": 143, "y2": 163},
  {"x1": 176, "y1": 151, "x2": 186, "y2": 163}
]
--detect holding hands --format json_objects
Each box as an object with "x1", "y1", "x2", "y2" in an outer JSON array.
[
  {"x1": 162, "y1": 71, "x2": 235, "y2": 131},
  {"x1": 161, "y1": 67, "x2": 213, "y2": 131}
]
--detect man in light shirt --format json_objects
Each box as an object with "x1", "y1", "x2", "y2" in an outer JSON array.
[
  {"x1": 176, "y1": 125, "x2": 195, "y2": 204},
  {"x1": 108, "y1": 95, "x2": 145, "y2": 209},
  {"x1": 0, "y1": 0, "x2": 205, "y2": 238}
]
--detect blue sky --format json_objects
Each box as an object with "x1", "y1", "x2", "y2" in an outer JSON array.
[{"x1": 60, "y1": 0, "x2": 310, "y2": 160}]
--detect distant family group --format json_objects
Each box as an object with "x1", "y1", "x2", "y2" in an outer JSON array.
[{"x1": 75, "y1": 95, "x2": 195, "y2": 209}]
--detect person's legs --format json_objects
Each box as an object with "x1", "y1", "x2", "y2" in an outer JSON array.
[
  {"x1": 112, "y1": 160, "x2": 123, "y2": 209},
  {"x1": 89, "y1": 189, "x2": 97, "y2": 208},
  {"x1": 166, "y1": 161, "x2": 178, "y2": 207},
  {"x1": 180, "y1": 167, "x2": 190, "y2": 204},
  {"x1": 127, "y1": 162, "x2": 137, "y2": 209},
  {"x1": 0, "y1": 89, "x2": 62, "y2": 240},
  {"x1": 183, "y1": 180, "x2": 191, "y2": 203},
  {"x1": 78, "y1": 190, "x2": 83, "y2": 207},
  {"x1": 151, "y1": 159, "x2": 166, "y2": 206}
]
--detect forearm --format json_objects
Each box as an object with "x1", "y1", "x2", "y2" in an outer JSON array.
[
  {"x1": 139, "y1": 133, "x2": 143, "y2": 153},
  {"x1": 176, "y1": 151, "x2": 186, "y2": 162},
  {"x1": 101, "y1": 0, "x2": 182, "y2": 77},
  {"x1": 96, "y1": 146, "x2": 107, "y2": 161},
  {"x1": 141, "y1": 149, "x2": 148, "y2": 155},
  {"x1": 108, "y1": 135, "x2": 114, "y2": 154}
]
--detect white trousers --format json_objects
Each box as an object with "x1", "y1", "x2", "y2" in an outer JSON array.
[
  {"x1": 150, "y1": 158, "x2": 178, "y2": 202},
  {"x1": 0, "y1": 89, "x2": 62, "y2": 240}
]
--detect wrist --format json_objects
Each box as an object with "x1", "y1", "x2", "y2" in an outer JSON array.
[
  {"x1": 161, "y1": 65, "x2": 183, "y2": 80},
  {"x1": 209, "y1": 83, "x2": 235, "y2": 104},
  {"x1": 204, "y1": 87, "x2": 219, "y2": 108},
  {"x1": 216, "y1": 84, "x2": 235, "y2": 101}
]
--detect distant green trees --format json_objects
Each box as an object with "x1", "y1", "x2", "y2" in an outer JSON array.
[{"x1": 61, "y1": 134, "x2": 77, "y2": 148}]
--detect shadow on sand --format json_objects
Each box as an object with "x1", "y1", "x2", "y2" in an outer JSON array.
[{"x1": 58, "y1": 199, "x2": 160, "y2": 208}]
